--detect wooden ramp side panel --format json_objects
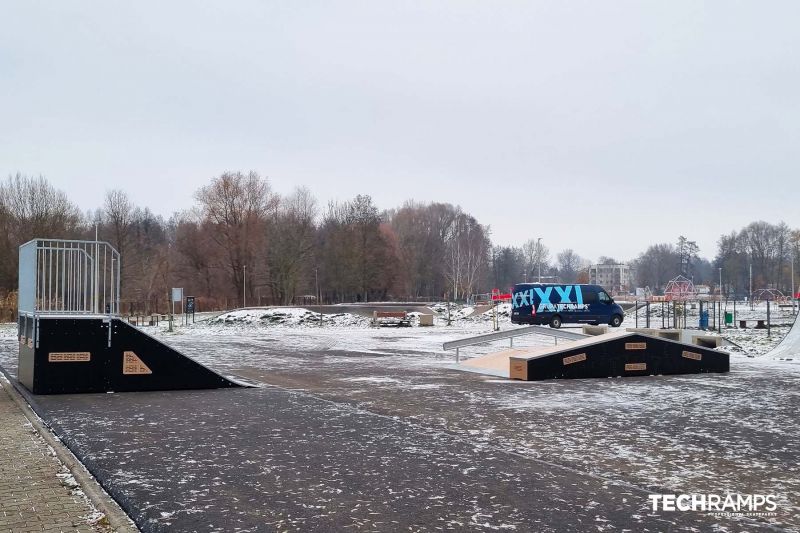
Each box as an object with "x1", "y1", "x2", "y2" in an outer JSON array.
[{"x1": 510, "y1": 334, "x2": 729, "y2": 381}]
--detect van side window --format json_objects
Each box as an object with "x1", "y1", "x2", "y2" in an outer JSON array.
[
  {"x1": 583, "y1": 291, "x2": 598, "y2": 304},
  {"x1": 598, "y1": 291, "x2": 611, "y2": 303}
]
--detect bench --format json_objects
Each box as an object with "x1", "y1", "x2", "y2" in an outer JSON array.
[
  {"x1": 739, "y1": 319, "x2": 767, "y2": 329},
  {"x1": 372, "y1": 311, "x2": 411, "y2": 327}
]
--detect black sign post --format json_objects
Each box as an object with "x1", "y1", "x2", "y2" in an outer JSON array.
[{"x1": 185, "y1": 296, "x2": 196, "y2": 324}]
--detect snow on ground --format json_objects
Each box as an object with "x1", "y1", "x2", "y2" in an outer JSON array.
[
  {"x1": 212, "y1": 307, "x2": 371, "y2": 328},
  {"x1": 166, "y1": 303, "x2": 799, "y2": 362},
  {"x1": 136, "y1": 305, "x2": 800, "y2": 528},
  {"x1": 0, "y1": 302, "x2": 798, "y2": 530}
]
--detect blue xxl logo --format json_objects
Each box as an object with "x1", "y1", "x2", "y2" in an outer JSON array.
[{"x1": 512, "y1": 285, "x2": 584, "y2": 312}]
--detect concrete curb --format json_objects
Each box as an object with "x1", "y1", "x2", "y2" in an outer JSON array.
[{"x1": 0, "y1": 376, "x2": 138, "y2": 533}]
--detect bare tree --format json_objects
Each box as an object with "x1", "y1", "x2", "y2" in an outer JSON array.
[
  {"x1": 267, "y1": 187, "x2": 318, "y2": 304},
  {"x1": 318, "y1": 195, "x2": 396, "y2": 302},
  {"x1": 556, "y1": 249, "x2": 584, "y2": 283},
  {"x1": 195, "y1": 171, "x2": 276, "y2": 302},
  {"x1": 522, "y1": 239, "x2": 550, "y2": 282},
  {"x1": 444, "y1": 209, "x2": 490, "y2": 300},
  {"x1": 0, "y1": 173, "x2": 83, "y2": 292},
  {"x1": 103, "y1": 189, "x2": 134, "y2": 292}
]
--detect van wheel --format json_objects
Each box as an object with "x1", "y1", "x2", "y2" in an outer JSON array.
[
  {"x1": 609, "y1": 314, "x2": 623, "y2": 328},
  {"x1": 549, "y1": 315, "x2": 562, "y2": 329}
]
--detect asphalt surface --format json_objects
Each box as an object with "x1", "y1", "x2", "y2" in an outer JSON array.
[{"x1": 1, "y1": 328, "x2": 796, "y2": 532}]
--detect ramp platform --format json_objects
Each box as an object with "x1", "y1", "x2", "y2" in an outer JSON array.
[
  {"x1": 17, "y1": 238, "x2": 244, "y2": 394},
  {"x1": 508, "y1": 331, "x2": 729, "y2": 381},
  {"x1": 18, "y1": 316, "x2": 242, "y2": 394}
]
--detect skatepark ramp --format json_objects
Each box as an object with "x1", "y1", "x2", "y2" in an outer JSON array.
[
  {"x1": 508, "y1": 331, "x2": 729, "y2": 380},
  {"x1": 17, "y1": 239, "x2": 243, "y2": 394},
  {"x1": 765, "y1": 311, "x2": 800, "y2": 359},
  {"x1": 457, "y1": 328, "x2": 729, "y2": 380}
]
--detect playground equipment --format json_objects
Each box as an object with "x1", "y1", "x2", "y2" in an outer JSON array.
[
  {"x1": 17, "y1": 239, "x2": 243, "y2": 394},
  {"x1": 663, "y1": 275, "x2": 698, "y2": 301},
  {"x1": 752, "y1": 288, "x2": 787, "y2": 302}
]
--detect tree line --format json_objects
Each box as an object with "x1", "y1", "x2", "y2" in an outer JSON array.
[{"x1": 1, "y1": 171, "x2": 798, "y2": 314}]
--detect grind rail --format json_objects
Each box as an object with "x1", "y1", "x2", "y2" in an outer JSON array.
[{"x1": 443, "y1": 325, "x2": 587, "y2": 362}]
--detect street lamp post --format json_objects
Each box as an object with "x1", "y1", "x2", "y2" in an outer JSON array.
[
  {"x1": 719, "y1": 267, "x2": 723, "y2": 332},
  {"x1": 243, "y1": 265, "x2": 247, "y2": 308},
  {"x1": 792, "y1": 251, "x2": 796, "y2": 315},
  {"x1": 316, "y1": 267, "x2": 322, "y2": 326},
  {"x1": 537, "y1": 237, "x2": 542, "y2": 283}
]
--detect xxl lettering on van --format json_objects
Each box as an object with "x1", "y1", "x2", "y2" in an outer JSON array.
[
  {"x1": 512, "y1": 290, "x2": 527, "y2": 308},
  {"x1": 513, "y1": 285, "x2": 587, "y2": 313},
  {"x1": 554, "y1": 285, "x2": 572, "y2": 303},
  {"x1": 512, "y1": 289, "x2": 537, "y2": 308},
  {"x1": 534, "y1": 287, "x2": 555, "y2": 312}
]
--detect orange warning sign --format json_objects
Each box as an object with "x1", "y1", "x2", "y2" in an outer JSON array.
[
  {"x1": 562, "y1": 353, "x2": 587, "y2": 365},
  {"x1": 123, "y1": 351, "x2": 152, "y2": 375},
  {"x1": 49, "y1": 352, "x2": 91, "y2": 362},
  {"x1": 625, "y1": 342, "x2": 647, "y2": 350},
  {"x1": 682, "y1": 351, "x2": 702, "y2": 361},
  {"x1": 625, "y1": 363, "x2": 647, "y2": 371}
]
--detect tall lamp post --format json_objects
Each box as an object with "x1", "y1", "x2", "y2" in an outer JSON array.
[
  {"x1": 316, "y1": 267, "x2": 322, "y2": 326},
  {"x1": 792, "y1": 250, "x2": 796, "y2": 315},
  {"x1": 719, "y1": 267, "x2": 723, "y2": 332},
  {"x1": 537, "y1": 237, "x2": 543, "y2": 283},
  {"x1": 243, "y1": 265, "x2": 247, "y2": 308}
]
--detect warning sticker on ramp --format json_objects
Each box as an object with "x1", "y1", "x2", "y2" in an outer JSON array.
[
  {"x1": 625, "y1": 363, "x2": 647, "y2": 371},
  {"x1": 123, "y1": 351, "x2": 152, "y2": 375},
  {"x1": 625, "y1": 342, "x2": 647, "y2": 350},
  {"x1": 49, "y1": 352, "x2": 91, "y2": 362},
  {"x1": 562, "y1": 353, "x2": 587, "y2": 365}
]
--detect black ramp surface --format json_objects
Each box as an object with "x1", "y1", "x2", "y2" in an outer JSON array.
[
  {"x1": 109, "y1": 319, "x2": 241, "y2": 392},
  {"x1": 28, "y1": 385, "x2": 770, "y2": 532},
  {"x1": 18, "y1": 318, "x2": 241, "y2": 393},
  {"x1": 512, "y1": 333, "x2": 729, "y2": 381}
]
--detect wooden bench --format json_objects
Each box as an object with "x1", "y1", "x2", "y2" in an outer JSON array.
[
  {"x1": 372, "y1": 311, "x2": 411, "y2": 327},
  {"x1": 739, "y1": 319, "x2": 767, "y2": 329}
]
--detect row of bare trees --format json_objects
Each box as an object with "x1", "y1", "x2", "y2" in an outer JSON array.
[
  {"x1": 0, "y1": 172, "x2": 496, "y2": 312},
  {"x1": 2, "y1": 172, "x2": 797, "y2": 311},
  {"x1": 715, "y1": 222, "x2": 800, "y2": 297}
]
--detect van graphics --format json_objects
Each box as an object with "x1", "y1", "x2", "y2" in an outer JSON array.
[{"x1": 511, "y1": 285, "x2": 589, "y2": 313}]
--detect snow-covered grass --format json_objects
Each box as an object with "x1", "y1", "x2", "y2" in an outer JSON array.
[
  {"x1": 196, "y1": 303, "x2": 798, "y2": 360},
  {"x1": 213, "y1": 307, "x2": 371, "y2": 328}
]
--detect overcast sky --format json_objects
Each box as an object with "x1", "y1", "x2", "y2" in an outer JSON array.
[{"x1": 2, "y1": 1, "x2": 798, "y2": 262}]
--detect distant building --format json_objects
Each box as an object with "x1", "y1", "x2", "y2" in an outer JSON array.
[
  {"x1": 588, "y1": 263, "x2": 634, "y2": 295},
  {"x1": 538, "y1": 275, "x2": 561, "y2": 284}
]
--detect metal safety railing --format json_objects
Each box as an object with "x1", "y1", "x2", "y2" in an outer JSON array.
[
  {"x1": 19, "y1": 239, "x2": 121, "y2": 316},
  {"x1": 443, "y1": 325, "x2": 587, "y2": 362}
]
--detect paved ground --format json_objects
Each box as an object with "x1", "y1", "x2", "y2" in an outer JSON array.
[
  {"x1": 0, "y1": 380, "x2": 109, "y2": 533},
  {"x1": 1, "y1": 320, "x2": 798, "y2": 532}
]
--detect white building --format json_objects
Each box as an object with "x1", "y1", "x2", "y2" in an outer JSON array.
[{"x1": 588, "y1": 263, "x2": 634, "y2": 295}]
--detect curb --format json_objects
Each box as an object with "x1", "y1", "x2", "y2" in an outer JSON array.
[{"x1": 0, "y1": 376, "x2": 138, "y2": 533}]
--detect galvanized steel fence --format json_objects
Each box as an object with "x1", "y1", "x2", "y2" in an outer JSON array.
[{"x1": 18, "y1": 239, "x2": 121, "y2": 315}]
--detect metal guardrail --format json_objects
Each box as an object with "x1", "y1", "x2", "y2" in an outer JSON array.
[
  {"x1": 19, "y1": 238, "x2": 121, "y2": 316},
  {"x1": 443, "y1": 325, "x2": 588, "y2": 362}
]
